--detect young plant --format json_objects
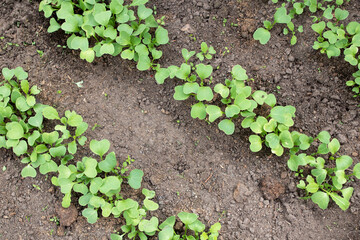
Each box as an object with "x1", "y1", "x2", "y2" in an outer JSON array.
[
  {"x1": 288, "y1": 131, "x2": 360, "y2": 210},
  {"x1": 157, "y1": 212, "x2": 221, "y2": 240},
  {"x1": 253, "y1": 0, "x2": 350, "y2": 45},
  {"x1": 39, "y1": 0, "x2": 169, "y2": 70}
]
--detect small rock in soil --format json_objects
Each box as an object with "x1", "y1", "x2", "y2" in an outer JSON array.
[
  {"x1": 57, "y1": 226, "x2": 66, "y2": 236},
  {"x1": 55, "y1": 204, "x2": 78, "y2": 227},
  {"x1": 180, "y1": 24, "x2": 195, "y2": 33},
  {"x1": 260, "y1": 175, "x2": 285, "y2": 200},
  {"x1": 233, "y1": 182, "x2": 252, "y2": 202}
]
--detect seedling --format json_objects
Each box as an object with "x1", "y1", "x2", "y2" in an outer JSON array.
[
  {"x1": 39, "y1": 0, "x2": 169, "y2": 70},
  {"x1": 37, "y1": 50, "x2": 44, "y2": 57},
  {"x1": 50, "y1": 216, "x2": 60, "y2": 225},
  {"x1": 33, "y1": 184, "x2": 41, "y2": 190},
  {"x1": 2, "y1": 166, "x2": 6, "y2": 171}
]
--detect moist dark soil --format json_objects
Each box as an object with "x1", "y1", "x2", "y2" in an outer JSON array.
[{"x1": 0, "y1": 0, "x2": 360, "y2": 239}]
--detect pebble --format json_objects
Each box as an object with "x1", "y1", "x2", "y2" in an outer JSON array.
[
  {"x1": 285, "y1": 48, "x2": 291, "y2": 55},
  {"x1": 286, "y1": 68, "x2": 293, "y2": 75},
  {"x1": 352, "y1": 152, "x2": 358, "y2": 157},
  {"x1": 288, "y1": 55, "x2": 295, "y2": 62}
]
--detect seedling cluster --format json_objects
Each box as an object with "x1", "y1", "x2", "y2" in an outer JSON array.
[
  {"x1": 0, "y1": 67, "x2": 221, "y2": 239},
  {"x1": 253, "y1": 0, "x2": 360, "y2": 97},
  {"x1": 2, "y1": 0, "x2": 360, "y2": 238},
  {"x1": 39, "y1": 0, "x2": 169, "y2": 70},
  {"x1": 155, "y1": 43, "x2": 360, "y2": 210}
]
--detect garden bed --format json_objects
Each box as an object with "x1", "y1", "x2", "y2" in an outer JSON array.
[{"x1": 0, "y1": 0, "x2": 359, "y2": 239}]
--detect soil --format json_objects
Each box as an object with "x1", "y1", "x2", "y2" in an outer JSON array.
[{"x1": 0, "y1": 0, "x2": 360, "y2": 239}]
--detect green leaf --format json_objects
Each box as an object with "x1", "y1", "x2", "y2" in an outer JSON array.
[
  {"x1": 317, "y1": 131, "x2": 330, "y2": 144},
  {"x1": 14, "y1": 67, "x2": 28, "y2": 80},
  {"x1": 336, "y1": 155, "x2": 353, "y2": 170},
  {"x1": 99, "y1": 176, "x2": 121, "y2": 194},
  {"x1": 130, "y1": 0, "x2": 149, "y2": 6},
  {"x1": 306, "y1": 182, "x2": 319, "y2": 193},
  {"x1": 75, "y1": 122, "x2": 88, "y2": 136},
  {"x1": 214, "y1": 83, "x2": 229, "y2": 98},
  {"x1": 144, "y1": 198, "x2": 159, "y2": 211},
  {"x1": 155, "y1": 68, "x2": 170, "y2": 84},
  {"x1": 279, "y1": 130, "x2": 294, "y2": 149},
  {"x1": 42, "y1": 106, "x2": 60, "y2": 120},
  {"x1": 61, "y1": 16, "x2": 80, "y2": 32},
  {"x1": 110, "y1": 0, "x2": 124, "y2": 14},
  {"x1": 90, "y1": 139, "x2": 110, "y2": 157},
  {"x1": 128, "y1": 169, "x2": 144, "y2": 189},
  {"x1": 181, "y1": 49, "x2": 196, "y2": 63},
  {"x1": 73, "y1": 183, "x2": 88, "y2": 195},
  {"x1": 252, "y1": 91, "x2": 267, "y2": 105},
  {"x1": 175, "y1": 63, "x2": 191, "y2": 80},
  {"x1": 346, "y1": 22, "x2": 360, "y2": 35},
  {"x1": 311, "y1": 21, "x2": 326, "y2": 35},
  {"x1": 21, "y1": 165, "x2": 37, "y2": 178},
  {"x1": 206, "y1": 105, "x2": 222, "y2": 122},
  {"x1": 100, "y1": 43, "x2": 115, "y2": 55},
  {"x1": 99, "y1": 152, "x2": 117, "y2": 172},
  {"x1": 82, "y1": 208, "x2": 98, "y2": 224},
  {"x1": 56, "y1": 2, "x2": 73, "y2": 19},
  {"x1": 16, "y1": 97, "x2": 30, "y2": 112},
  {"x1": 253, "y1": 28, "x2": 271, "y2": 45},
  {"x1": 139, "y1": 217, "x2": 159, "y2": 233},
  {"x1": 218, "y1": 119, "x2": 235, "y2": 135},
  {"x1": 274, "y1": 6, "x2": 291, "y2": 24},
  {"x1": 178, "y1": 212, "x2": 198, "y2": 225},
  {"x1": 342, "y1": 187, "x2": 354, "y2": 201},
  {"x1": 155, "y1": 26, "x2": 169, "y2": 45},
  {"x1": 83, "y1": 157, "x2": 98, "y2": 178},
  {"x1": 6, "y1": 122, "x2": 24, "y2": 140},
  {"x1": 330, "y1": 192, "x2": 350, "y2": 211},
  {"x1": 121, "y1": 49, "x2": 134, "y2": 60},
  {"x1": 94, "y1": 11, "x2": 112, "y2": 26},
  {"x1": 159, "y1": 216, "x2": 176, "y2": 229},
  {"x1": 49, "y1": 146, "x2": 66, "y2": 157},
  {"x1": 191, "y1": 102, "x2": 206, "y2": 120},
  {"x1": 334, "y1": 8, "x2": 349, "y2": 21},
  {"x1": 138, "y1": 4, "x2": 153, "y2": 19},
  {"x1": 42, "y1": 131, "x2": 59, "y2": 145},
  {"x1": 183, "y1": 82, "x2": 200, "y2": 94},
  {"x1": 173, "y1": 85, "x2": 190, "y2": 101},
  {"x1": 311, "y1": 191, "x2": 329, "y2": 210},
  {"x1": 249, "y1": 135, "x2": 262, "y2": 152},
  {"x1": 2, "y1": 68, "x2": 14, "y2": 80},
  {"x1": 189, "y1": 220, "x2": 205, "y2": 233},
  {"x1": 137, "y1": 55, "x2": 151, "y2": 71},
  {"x1": 195, "y1": 64, "x2": 213, "y2": 80},
  {"x1": 353, "y1": 163, "x2": 360, "y2": 179},
  {"x1": 13, "y1": 140, "x2": 27, "y2": 156},
  {"x1": 265, "y1": 133, "x2": 280, "y2": 149},
  {"x1": 232, "y1": 65, "x2": 248, "y2": 81},
  {"x1": 39, "y1": 160, "x2": 58, "y2": 175},
  {"x1": 71, "y1": 37, "x2": 89, "y2": 51},
  {"x1": 158, "y1": 225, "x2": 174, "y2": 240},
  {"x1": 328, "y1": 138, "x2": 340, "y2": 155},
  {"x1": 225, "y1": 105, "x2": 240, "y2": 118},
  {"x1": 197, "y1": 87, "x2": 213, "y2": 101}
]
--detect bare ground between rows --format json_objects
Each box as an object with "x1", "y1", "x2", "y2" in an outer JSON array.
[{"x1": 0, "y1": 0, "x2": 359, "y2": 239}]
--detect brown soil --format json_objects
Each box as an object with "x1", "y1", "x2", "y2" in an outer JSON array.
[{"x1": 0, "y1": 0, "x2": 359, "y2": 239}]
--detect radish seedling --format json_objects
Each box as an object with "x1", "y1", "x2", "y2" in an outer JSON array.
[{"x1": 39, "y1": 0, "x2": 169, "y2": 70}]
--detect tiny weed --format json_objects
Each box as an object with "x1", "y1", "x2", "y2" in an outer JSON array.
[
  {"x1": 92, "y1": 123, "x2": 100, "y2": 131},
  {"x1": 50, "y1": 216, "x2": 60, "y2": 225},
  {"x1": 33, "y1": 184, "x2": 41, "y2": 190},
  {"x1": 37, "y1": 50, "x2": 44, "y2": 57},
  {"x1": 223, "y1": 18, "x2": 227, "y2": 27},
  {"x1": 2, "y1": 166, "x2": 6, "y2": 171}
]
